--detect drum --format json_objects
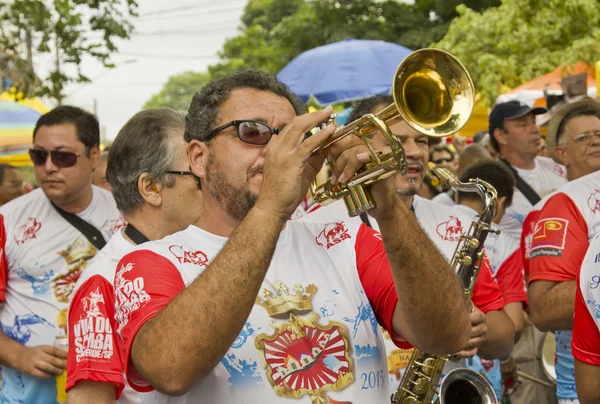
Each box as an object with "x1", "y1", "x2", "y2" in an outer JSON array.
[{"x1": 540, "y1": 331, "x2": 557, "y2": 384}]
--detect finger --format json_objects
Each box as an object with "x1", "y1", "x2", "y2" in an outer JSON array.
[
  {"x1": 28, "y1": 367, "x2": 54, "y2": 379},
  {"x1": 35, "y1": 359, "x2": 64, "y2": 376},
  {"x1": 298, "y1": 123, "x2": 336, "y2": 157},
  {"x1": 42, "y1": 352, "x2": 67, "y2": 370},
  {"x1": 279, "y1": 106, "x2": 334, "y2": 146},
  {"x1": 331, "y1": 145, "x2": 371, "y2": 184},
  {"x1": 464, "y1": 336, "x2": 486, "y2": 350},
  {"x1": 41, "y1": 345, "x2": 68, "y2": 359},
  {"x1": 454, "y1": 347, "x2": 478, "y2": 359},
  {"x1": 470, "y1": 323, "x2": 488, "y2": 339}
]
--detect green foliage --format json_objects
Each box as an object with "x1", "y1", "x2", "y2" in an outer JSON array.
[
  {"x1": 143, "y1": 71, "x2": 210, "y2": 112},
  {"x1": 434, "y1": 0, "x2": 600, "y2": 102},
  {"x1": 150, "y1": 0, "x2": 502, "y2": 108},
  {"x1": 0, "y1": 0, "x2": 137, "y2": 103}
]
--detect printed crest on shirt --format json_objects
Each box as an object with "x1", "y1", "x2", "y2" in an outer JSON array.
[
  {"x1": 436, "y1": 215, "x2": 464, "y2": 242},
  {"x1": 530, "y1": 218, "x2": 569, "y2": 258},
  {"x1": 587, "y1": 190, "x2": 600, "y2": 215},
  {"x1": 14, "y1": 217, "x2": 42, "y2": 245},
  {"x1": 169, "y1": 245, "x2": 209, "y2": 266},
  {"x1": 114, "y1": 262, "x2": 151, "y2": 335},
  {"x1": 73, "y1": 287, "x2": 114, "y2": 362},
  {"x1": 554, "y1": 164, "x2": 566, "y2": 178},
  {"x1": 254, "y1": 281, "x2": 353, "y2": 402},
  {"x1": 316, "y1": 221, "x2": 352, "y2": 249}
]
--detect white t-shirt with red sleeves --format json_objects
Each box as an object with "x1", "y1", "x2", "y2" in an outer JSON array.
[
  {"x1": 114, "y1": 221, "x2": 410, "y2": 404},
  {"x1": 301, "y1": 197, "x2": 506, "y2": 396},
  {"x1": 66, "y1": 229, "x2": 141, "y2": 404},
  {"x1": 572, "y1": 232, "x2": 600, "y2": 367},
  {"x1": 499, "y1": 156, "x2": 567, "y2": 239},
  {"x1": 0, "y1": 186, "x2": 123, "y2": 404},
  {"x1": 529, "y1": 170, "x2": 600, "y2": 399}
]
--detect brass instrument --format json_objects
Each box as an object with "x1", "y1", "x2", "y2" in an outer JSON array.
[
  {"x1": 310, "y1": 48, "x2": 475, "y2": 217},
  {"x1": 391, "y1": 164, "x2": 499, "y2": 404}
]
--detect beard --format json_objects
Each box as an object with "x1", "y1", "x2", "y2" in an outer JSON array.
[
  {"x1": 397, "y1": 177, "x2": 421, "y2": 196},
  {"x1": 205, "y1": 152, "x2": 258, "y2": 222}
]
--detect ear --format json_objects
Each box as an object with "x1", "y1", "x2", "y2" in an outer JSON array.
[
  {"x1": 138, "y1": 173, "x2": 162, "y2": 208},
  {"x1": 188, "y1": 140, "x2": 208, "y2": 180},
  {"x1": 89, "y1": 145, "x2": 101, "y2": 170},
  {"x1": 493, "y1": 127, "x2": 507, "y2": 148},
  {"x1": 553, "y1": 146, "x2": 568, "y2": 166},
  {"x1": 493, "y1": 196, "x2": 507, "y2": 224}
]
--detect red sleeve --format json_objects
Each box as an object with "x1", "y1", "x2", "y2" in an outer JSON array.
[
  {"x1": 67, "y1": 275, "x2": 124, "y2": 397},
  {"x1": 495, "y1": 249, "x2": 528, "y2": 308},
  {"x1": 354, "y1": 224, "x2": 411, "y2": 349},
  {"x1": 0, "y1": 215, "x2": 7, "y2": 302},
  {"x1": 572, "y1": 280, "x2": 600, "y2": 365},
  {"x1": 113, "y1": 250, "x2": 185, "y2": 392},
  {"x1": 471, "y1": 255, "x2": 506, "y2": 313},
  {"x1": 529, "y1": 193, "x2": 588, "y2": 283},
  {"x1": 521, "y1": 209, "x2": 540, "y2": 277}
]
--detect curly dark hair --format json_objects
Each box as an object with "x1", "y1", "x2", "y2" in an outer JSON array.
[
  {"x1": 184, "y1": 69, "x2": 307, "y2": 143},
  {"x1": 346, "y1": 95, "x2": 393, "y2": 124}
]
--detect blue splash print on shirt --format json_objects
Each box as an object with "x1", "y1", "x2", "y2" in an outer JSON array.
[
  {"x1": 323, "y1": 354, "x2": 344, "y2": 372},
  {"x1": 332, "y1": 290, "x2": 340, "y2": 295},
  {"x1": 585, "y1": 299, "x2": 600, "y2": 319},
  {"x1": 508, "y1": 211, "x2": 525, "y2": 224},
  {"x1": 320, "y1": 301, "x2": 337, "y2": 318},
  {"x1": 343, "y1": 302, "x2": 379, "y2": 338},
  {"x1": 354, "y1": 344, "x2": 382, "y2": 367},
  {"x1": 0, "y1": 314, "x2": 54, "y2": 345},
  {"x1": 14, "y1": 265, "x2": 54, "y2": 296},
  {"x1": 231, "y1": 322, "x2": 254, "y2": 349},
  {"x1": 221, "y1": 353, "x2": 262, "y2": 391}
]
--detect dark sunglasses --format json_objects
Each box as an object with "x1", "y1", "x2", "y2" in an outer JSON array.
[
  {"x1": 165, "y1": 170, "x2": 195, "y2": 176},
  {"x1": 208, "y1": 120, "x2": 283, "y2": 145},
  {"x1": 29, "y1": 147, "x2": 89, "y2": 168},
  {"x1": 432, "y1": 157, "x2": 454, "y2": 164}
]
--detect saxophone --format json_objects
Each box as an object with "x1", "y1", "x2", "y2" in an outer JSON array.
[{"x1": 391, "y1": 164, "x2": 499, "y2": 404}]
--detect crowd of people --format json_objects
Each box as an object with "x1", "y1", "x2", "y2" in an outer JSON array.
[{"x1": 0, "y1": 67, "x2": 598, "y2": 404}]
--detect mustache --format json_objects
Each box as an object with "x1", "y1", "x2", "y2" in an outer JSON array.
[{"x1": 248, "y1": 165, "x2": 264, "y2": 176}]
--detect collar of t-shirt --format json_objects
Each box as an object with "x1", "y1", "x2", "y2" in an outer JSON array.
[{"x1": 512, "y1": 160, "x2": 539, "y2": 181}]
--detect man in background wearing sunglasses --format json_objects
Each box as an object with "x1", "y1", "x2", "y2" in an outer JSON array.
[
  {"x1": 111, "y1": 70, "x2": 472, "y2": 403},
  {"x1": 0, "y1": 105, "x2": 122, "y2": 404},
  {"x1": 0, "y1": 164, "x2": 24, "y2": 206},
  {"x1": 66, "y1": 108, "x2": 202, "y2": 404}
]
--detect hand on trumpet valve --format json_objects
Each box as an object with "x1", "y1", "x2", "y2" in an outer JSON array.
[{"x1": 255, "y1": 106, "x2": 336, "y2": 220}]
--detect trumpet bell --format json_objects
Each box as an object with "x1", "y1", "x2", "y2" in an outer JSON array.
[{"x1": 393, "y1": 48, "x2": 475, "y2": 138}]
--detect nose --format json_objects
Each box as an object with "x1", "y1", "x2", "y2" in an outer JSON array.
[
  {"x1": 402, "y1": 138, "x2": 424, "y2": 161},
  {"x1": 44, "y1": 152, "x2": 58, "y2": 172}
]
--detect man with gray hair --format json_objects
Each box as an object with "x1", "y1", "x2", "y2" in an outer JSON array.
[{"x1": 65, "y1": 108, "x2": 202, "y2": 404}]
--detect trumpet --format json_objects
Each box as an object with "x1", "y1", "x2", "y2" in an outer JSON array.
[{"x1": 310, "y1": 48, "x2": 475, "y2": 217}]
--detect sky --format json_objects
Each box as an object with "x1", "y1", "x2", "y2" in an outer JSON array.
[{"x1": 62, "y1": 0, "x2": 248, "y2": 142}]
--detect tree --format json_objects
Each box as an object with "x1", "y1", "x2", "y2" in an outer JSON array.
[
  {"x1": 434, "y1": 0, "x2": 600, "y2": 102},
  {"x1": 209, "y1": 0, "x2": 501, "y2": 79},
  {"x1": 144, "y1": 71, "x2": 210, "y2": 112},
  {"x1": 0, "y1": 0, "x2": 138, "y2": 103}
]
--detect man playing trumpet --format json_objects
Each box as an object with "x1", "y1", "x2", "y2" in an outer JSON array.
[{"x1": 111, "y1": 70, "x2": 472, "y2": 403}]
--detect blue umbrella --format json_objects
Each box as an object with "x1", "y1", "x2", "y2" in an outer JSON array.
[{"x1": 277, "y1": 38, "x2": 413, "y2": 105}]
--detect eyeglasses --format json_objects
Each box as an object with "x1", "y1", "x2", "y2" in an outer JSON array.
[
  {"x1": 29, "y1": 147, "x2": 89, "y2": 168},
  {"x1": 165, "y1": 170, "x2": 195, "y2": 176},
  {"x1": 432, "y1": 157, "x2": 454, "y2": 164},
  {"x1": 208, "y1": 120, "x2": 283, "y2": 145},
  {"x1": 572, "y1": 131, "x2": 600, "y2": 145}
]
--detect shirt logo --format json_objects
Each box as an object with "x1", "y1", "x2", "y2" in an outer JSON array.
[
  {"x1": 530, "y1": 218, "x2": 569, "y2": 258},
  {"x1": 169, "y1": 245, "x2": 209, "y2": 266},
  {"x1": 108, "y1": 218, "x2": 127, "y2": 234},
  {"x1": 436, "y1": 216, "x2": 464, "y2": 242},
  {"x1": 588, "y1": 190, "x2": 600, "y2": 215},
  {"x1": 14, "y1": 217, "x2": 41, "y2": 245},
  {"x1": 73, "y1": 288, "x2": 114, "y2": 362},
  {"x1": 315, "y1": 222, "x2": 351, "y2": 249},
  {"x1": 554, "y1": 164, "x2": 566, "y2": 178},
  {"x1": 114, "y1": 262, "x2": 150, "y2": 336}
]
